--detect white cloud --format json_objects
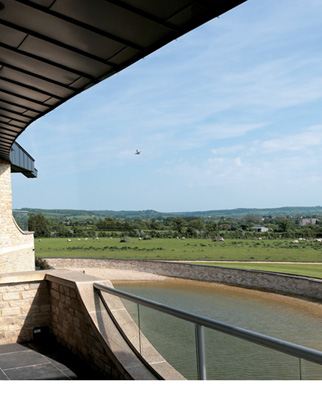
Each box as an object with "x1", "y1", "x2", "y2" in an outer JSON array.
[
  {"x1": 261, "y1": 125, "x2": 322, "y2": 152},
  {"x1": 211, "y1": 144, "x2": 245, "y2": 155},
  {"x1": 195, "y1": 122, "x2": 266, "y2": 140},
  {"x1": 14, "y1": 0, "x2": 322, "y2": 209}
]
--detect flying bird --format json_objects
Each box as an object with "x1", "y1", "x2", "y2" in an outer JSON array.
[{"x1": 135, "y1": 149, "x2": 141, "y2": 155}]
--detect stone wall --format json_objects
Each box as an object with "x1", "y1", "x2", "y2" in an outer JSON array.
[
  {"x1": 0, "y1": 270, "x2": 149, "y2": 378},
  {"x1": 0, "y1": 269, "x2": 182, "y2": 379},
  {"x1": 0, "y1": 161, "x2": 35, "y2": 273},
  {"x1": 48, "y1": 275, "x2": 124, "y2": 378},
  {"x1": 46, "y1": 270, "x2": 181, "y2": 379},
  {"x1": 0, "y1": 272, "x2": 50, "y2": 344},
  {"x1": 47, "y1": 258, "x2": 322, "y2": 302}
]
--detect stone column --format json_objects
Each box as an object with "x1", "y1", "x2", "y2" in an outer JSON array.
[{"x1": 0, "y1": 161, "x2": 35, "y2": 273}]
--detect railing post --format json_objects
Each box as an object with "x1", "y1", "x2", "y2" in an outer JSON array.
[
  {"x1": 195, "y1": 324, "x2": 207, "y2": 380},
  {"x1": 137, "y1": 303, "x2": 142, "y2": 354}
]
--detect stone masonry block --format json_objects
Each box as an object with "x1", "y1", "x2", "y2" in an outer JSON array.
[
  {"x1": 1, "y1": 307, "x2": 20, "y2": 316},
  {"x1": 40, "y1": 304, "x2": 50, "y2": 313},
  {"x1": 50, "y1": 289, "x2": 60, "y2": 300},
  {"x1": 0, "y1": 161, "x2": 35, "y2": 273},
  {"x1": 8, "y1": 300, "x2": 24, "y2": 308},
  {"x1": 21, "y1": 289, "x2": 38, "y2": 299},
  {"x1": 5, "y1": 285, "x2": 25, "y2": 292},
  {"x1": 2, "y1": 292, "x2": 20, "y2": 301}
]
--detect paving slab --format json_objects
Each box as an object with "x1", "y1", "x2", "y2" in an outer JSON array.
[
  {"x1": 4, "y1": 363, "x2": 68, "y2": 380},
  {"x1": 0, "y1": 349, "x2": 47, "y2": 369},
  {"x1": 0, "y1": 369, "x2": 8, "y2": 380},
  {"x1": 0, "y1": 342, "x2": 104, "y2": 380},
  {"x1": 0, "y1": 343, "x2": 28, "y2": 354}
]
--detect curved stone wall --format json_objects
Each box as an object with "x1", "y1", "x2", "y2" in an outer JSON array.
[{"x1": 47, "y1": 258, "x2": 322, "y2": 303}]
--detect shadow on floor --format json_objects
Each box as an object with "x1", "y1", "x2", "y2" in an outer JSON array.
[{"x1": 0, "y1": 339, "x2": 105, "y2": 380}]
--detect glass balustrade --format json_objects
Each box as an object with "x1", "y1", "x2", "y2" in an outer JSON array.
[
  {"x1": 298, "y1": 358, "x2": 322, "y2": 380},
  {"x1": 95, "y1": 284, "x2": 322, "y2": 380},
  {"x1": 204, "y1": 327, "x2": 300, "y2": 379},
  {"x1": 137, "y1": 304, "x2": 197, "y2": 379}
]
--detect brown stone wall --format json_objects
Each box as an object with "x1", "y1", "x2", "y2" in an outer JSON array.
[
  {"x1": 48, "y1": 258, "x2": 322, "y2": 302},
  {"x1": 49, "y1": 279, "x2": 129, "y2": 379},
  {"x1": 0, "y1": 161, "x2": 35, "y2": 272},
  {"x1": 0, "y1": 269, "x2": 182, "y2": 379},
  {"x1": 0, "y1": 277, "x2": 50, "y2": 344},
  {"x1": 46, "y1": 270, "x2": 181, "y2": 379}
]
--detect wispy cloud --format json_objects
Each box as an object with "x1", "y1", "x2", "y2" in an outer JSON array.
[
  {"x1": 261, "y1": 125, "x2": 322, "y2": 152},
  {"x1": 14, "y1": 0, "x2": 322, "y2": 210}
]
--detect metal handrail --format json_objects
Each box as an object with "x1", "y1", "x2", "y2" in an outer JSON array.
[{"x1": 94, "y1": 282, "x2": 322, "y2": 379}]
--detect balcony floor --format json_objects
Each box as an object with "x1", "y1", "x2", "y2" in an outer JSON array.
[{"x1": 0, "y1": 342, "x2": 103, "y2": 380}]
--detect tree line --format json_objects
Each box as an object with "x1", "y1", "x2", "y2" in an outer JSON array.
[{"x1": 27, "y1": 213, "x2": 322, "y2": 240}]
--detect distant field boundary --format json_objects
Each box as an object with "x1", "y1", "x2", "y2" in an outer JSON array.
[
  {"x1": 46, "y1": 258, "x2": 322, "y2": 303},
  {"x1": 173, "y1": 260, "x2": 322, "y2": 265}
]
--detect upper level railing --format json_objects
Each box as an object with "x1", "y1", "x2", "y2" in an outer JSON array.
[
  {"x1": 94, "y1": 282, "x2": 322, "y2": 380},
  {"x1": 12, "y1": 210, "x2": 29, "y2": 232},
  {"x1": 10, "y1": 142, "x2": 37, "y2": 178}
]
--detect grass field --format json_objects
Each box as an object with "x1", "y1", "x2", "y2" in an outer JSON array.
[
  {"x1": 189, "y1": 261, "x2": 322, "y2": 279},
  {"x1": 36, "y1": 237, "x2": 322, "y2": 278},
  {"x1": 36, "y1": 237, "x2": 322, "y2": 261}
]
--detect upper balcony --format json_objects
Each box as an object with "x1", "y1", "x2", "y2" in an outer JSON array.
[{"x1": 10, "y1": 142, "x2": 37, "y2": 178}]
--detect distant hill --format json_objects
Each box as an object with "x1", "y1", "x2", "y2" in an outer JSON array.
[{"x1": 14, "y1": 206, "x2": 322, "y2": 219}]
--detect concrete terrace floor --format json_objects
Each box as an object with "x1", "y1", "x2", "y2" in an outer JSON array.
[{"x1": 0, "y1": 342, "x2": 104, "y2": 380}]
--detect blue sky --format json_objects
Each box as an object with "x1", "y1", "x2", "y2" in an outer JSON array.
[{"x1": 12, "y1": 0, "x2": 322, "y2": 211}]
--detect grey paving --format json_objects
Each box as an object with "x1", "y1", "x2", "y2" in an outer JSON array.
[
  {"x1": 0, "y1": 343, "x2": 28, "y2": 354},
  {"x1": 0, "y1": 369, "x2": 8, "y2": 380},
  {"x1": 0, "y1": 342, "x2": 102, "y2": 380},
  {"x1": 0, "y1": 349, "x2": 47, "y2": 370},
  {"x1": 4, "y1": 363, "x2": 68, "y2": 380}
]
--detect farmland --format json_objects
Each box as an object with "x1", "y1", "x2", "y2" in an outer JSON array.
[
  {"x1": 189, "y1": 261, "x2": 322, "y2": 279},
  {"x1": 36, "y1": 237, "x2": 322, "y2": 262}
]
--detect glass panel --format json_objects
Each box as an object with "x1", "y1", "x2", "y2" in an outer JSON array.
[
  {"x1": 98, "y1": 291, "x2": 322, "y2": 380},
  {"x1": 12, "y1": 210, "x2": 29, "y2": 231},
  {"x1": 92, "y1": 293, "x2": 111, "y2": 340},
  {"x1": 111, "y1": 296, "x2": 141, "y2": 352},
  {"x1": 138, "y1": 305, "x2": 197, "y2": 379},
  {"x1": 300, "y1": 359, "x2": 322, "y2": 380},
  {"x1": 204, "y1": 327, "x2": 301, "y2": 380},
  {"x1": 122, "y1": 298, "x2": 139, "y2": 325}
]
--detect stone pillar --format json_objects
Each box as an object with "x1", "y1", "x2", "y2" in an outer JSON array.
[{"x1": 0, "y1": 161, "x2": 35, "y2": 273}]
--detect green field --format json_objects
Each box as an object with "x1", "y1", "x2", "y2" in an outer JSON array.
[
  {"x1": 189, "y1": 261, "x2": 322, "y2": 279},
  {"x1": 36, "y1": 237, "x2": 322, "y2": 261},
  {"x1": 36, "y1": 237, "x2": 322, "y2": 278}
]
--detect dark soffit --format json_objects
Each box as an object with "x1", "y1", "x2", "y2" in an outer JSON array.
[{"x1": 0, "y1": 0, "x2": 246, "y2": 161}]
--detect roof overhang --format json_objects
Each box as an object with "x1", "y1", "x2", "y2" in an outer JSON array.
[{"x1": 0, "y1": 0, "x2": 246, "y2": 167}]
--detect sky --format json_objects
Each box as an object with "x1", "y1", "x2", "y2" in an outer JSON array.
[{"x1": 12, "y1": 0, "x2": 322, "y2": 212}]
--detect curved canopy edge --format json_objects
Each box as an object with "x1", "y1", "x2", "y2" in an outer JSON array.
[{"x1": 0, "y1": 0, "x2": 246, "y2": 162}]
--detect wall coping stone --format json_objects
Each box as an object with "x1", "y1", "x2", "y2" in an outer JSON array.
[
  {"x1": 45, "y1": 269, "x2": 107, "y2": 288},
  {"x1": 0, "y1": 270, "x2": 46, "y2": 285}
]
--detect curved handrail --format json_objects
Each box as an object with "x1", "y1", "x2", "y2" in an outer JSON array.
[{"x1": 94, "y1": 282, "x2": 322, "y2": 379}]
